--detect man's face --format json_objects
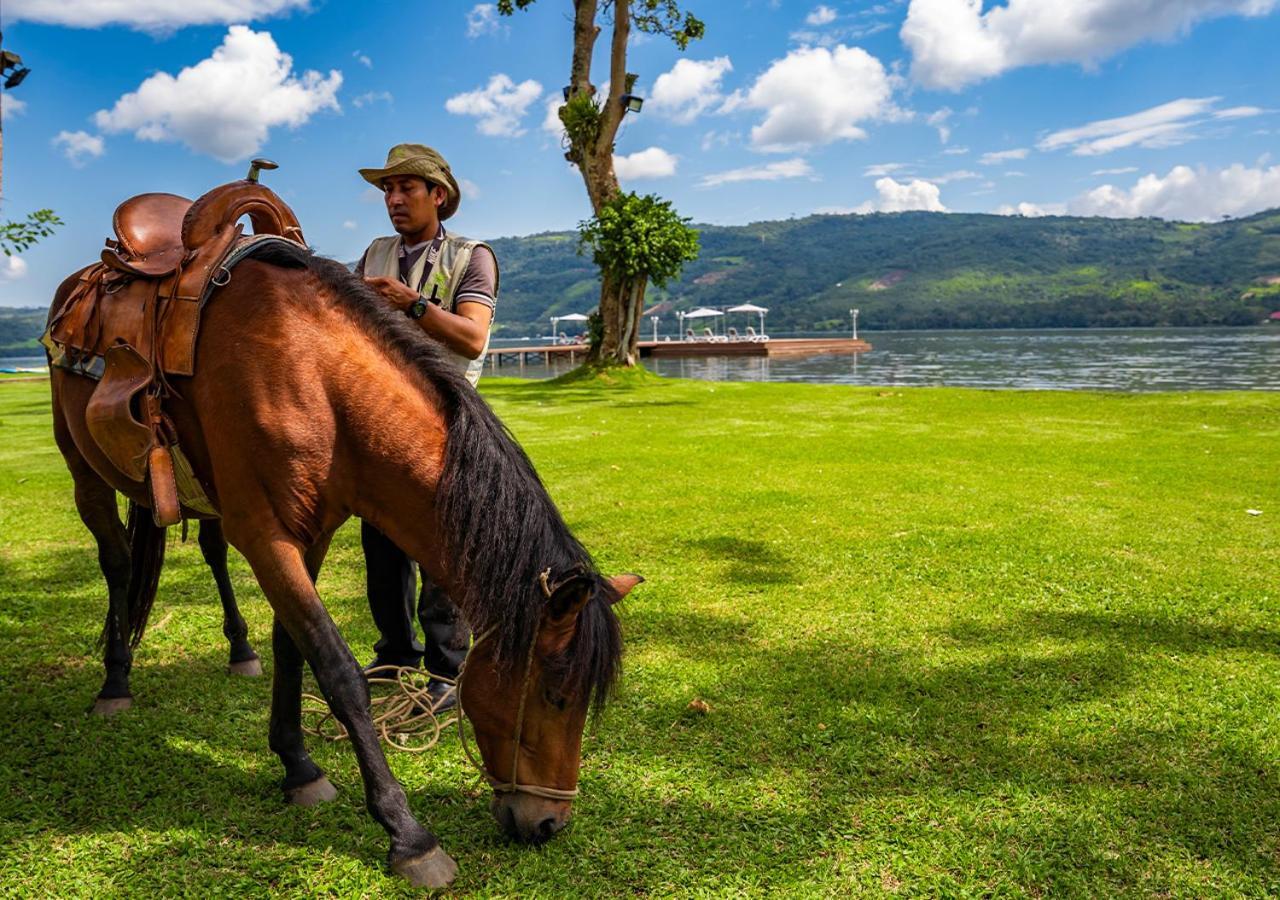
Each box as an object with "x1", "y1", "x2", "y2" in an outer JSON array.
[{"x1": 382, "y1": 174, "x2": 446, "y2": 238}]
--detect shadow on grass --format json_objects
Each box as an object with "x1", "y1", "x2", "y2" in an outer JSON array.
[
  {"x1": 674, "y1": 535, "x2": 800, "y2": 587},
  {"x1": 618, "y1": 603, "x2": 1280, "y2": 889}
]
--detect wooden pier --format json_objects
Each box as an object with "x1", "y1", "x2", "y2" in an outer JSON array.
[{"x1": 485, "y1": 337, "x2": 872, "y2": 369}]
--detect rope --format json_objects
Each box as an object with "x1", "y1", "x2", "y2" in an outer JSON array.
[{"x1": 301, "y1": 665, "x2": 458, "y2": 753}]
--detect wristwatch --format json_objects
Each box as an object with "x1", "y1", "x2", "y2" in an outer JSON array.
[{"x1": 407, "y1": 298, "x2": 428, "y2": 319}]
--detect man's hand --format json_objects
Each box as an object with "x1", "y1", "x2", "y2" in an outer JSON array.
[{"x1": 363, "y1": 276, "x2": 420, "y2": 312}]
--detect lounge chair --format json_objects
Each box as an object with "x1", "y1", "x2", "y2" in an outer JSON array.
[
  {"x1": 727, "y1": 327, "x2": 740, "y2": 341},
  {"x1": 746, "y1": 326, "x2": 770, "y2": 342}
]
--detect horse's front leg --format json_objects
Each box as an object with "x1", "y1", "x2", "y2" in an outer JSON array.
[
  {"x1": 196, "y1": 519, "x2": 261, "y2": 675},
  {"x1": 241, "y1": 533, "x2": 457, "y2": 889}
]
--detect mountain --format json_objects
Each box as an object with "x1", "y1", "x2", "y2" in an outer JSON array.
[
  {"x1": 6, "y1": 209, "x2": 1279, "y2": 356},
  {"x1": 488, "y1": 208, "x2": 1280, "y2": 335}
]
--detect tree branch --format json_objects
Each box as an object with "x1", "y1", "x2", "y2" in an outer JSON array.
[{"x1": 597, "y1": 0, "x2": 630, "y2": 155}]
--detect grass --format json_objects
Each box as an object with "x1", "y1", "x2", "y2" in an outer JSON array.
[{"x1": 1, "y1": 374, "x2": 1278, "y2": 897}]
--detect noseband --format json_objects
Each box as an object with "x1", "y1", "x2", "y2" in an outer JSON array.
[{"x1": 457, "y1": 624, "x2": 580, "y2": 803}]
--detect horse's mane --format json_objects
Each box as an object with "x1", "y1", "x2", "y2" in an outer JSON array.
[{"x1": 243, "y1": 241, "x2": 621, "y2": 709}]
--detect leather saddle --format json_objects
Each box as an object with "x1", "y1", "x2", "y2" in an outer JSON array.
[{"x1": 45, "y1": 159, "x2": 307, "y2": 527}]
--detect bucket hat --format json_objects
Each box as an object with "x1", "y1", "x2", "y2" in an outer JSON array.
[{"x1": 359, "y1": 143, "x2": 460, "y2": 220}]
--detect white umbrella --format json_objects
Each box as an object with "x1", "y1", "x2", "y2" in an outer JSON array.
[
  {"x1": 549, "y1": 312, "x2": 590, "y2": 343},
  {"x1": 682, "y1": 307, "x2": 724, "y2": 338},
  {"x1": 727, "y1": 303, "x2": 768, "y2": 337}
]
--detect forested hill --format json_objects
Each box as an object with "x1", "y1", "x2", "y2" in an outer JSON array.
[
  {"x1": 489, "y1": 208, "x2": 1280, "y2": 334},
  {"x1": 4, "y1": 209, "x2": 1279, "y2": 356}
]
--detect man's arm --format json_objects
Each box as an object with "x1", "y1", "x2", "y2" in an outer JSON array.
[{"x1": 364, "y1": 246, "x2": 497, "y2": 359}]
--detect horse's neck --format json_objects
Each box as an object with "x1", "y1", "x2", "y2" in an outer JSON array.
[{"x1": 325, "y1": 321, "x2": 453, "y2": 580}]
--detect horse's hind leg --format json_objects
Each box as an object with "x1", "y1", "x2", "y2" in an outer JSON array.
[
  {"x1": 197, "y1": 520, "x2": 261, "y2": 676},
  {"x1": 241, "y1": 534, "x2": 456, "y2": 888}
]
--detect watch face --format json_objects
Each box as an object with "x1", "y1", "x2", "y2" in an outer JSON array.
[{"x1": 409, "y1": 300, "x2": 427, "y2": 319}]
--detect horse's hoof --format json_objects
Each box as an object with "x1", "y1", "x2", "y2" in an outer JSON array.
[
  {"x1": 228, "y1": 657, "x2": 263, "y2": 677},
  {"x1": 285, "y1": 776, "x2": 337, "y2": 807},
  {"x1": 91, "y1": 696, "x2": 133, "y2": 717},
  {"x1": 391, "y1": 846, "x2": 457, "y2": 889}
]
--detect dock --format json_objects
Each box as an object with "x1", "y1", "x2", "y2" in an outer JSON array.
[{"x1": 486, "y1": 337, "x2": 871, "y2": 369}]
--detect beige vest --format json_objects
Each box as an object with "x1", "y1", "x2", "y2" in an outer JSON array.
[{"x1": 362, "y1": 232, "x2": 499, "y2": 385}]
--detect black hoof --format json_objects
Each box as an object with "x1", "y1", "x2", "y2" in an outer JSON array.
[
  {"x1": 285, "y1": 776, "x2": 337, "y2": 807},
  {"x1": 228, "y1": 657, "x2": 263, "y2": 676},
  {"x1": 90, "y1": 696, "x2": 133, "y2": 717},
  {"x1": 391, "y1": 846, "x2": 457, "y2": 888}
]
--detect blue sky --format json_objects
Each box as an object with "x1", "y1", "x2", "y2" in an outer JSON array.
[{"x1": 2, "y1": 0, "x2": 1278, "y2": 307}]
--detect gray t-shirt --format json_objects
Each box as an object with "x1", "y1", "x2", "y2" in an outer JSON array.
[{"x1": 355, "y1": 227, "x2": 497, "y2": 310}]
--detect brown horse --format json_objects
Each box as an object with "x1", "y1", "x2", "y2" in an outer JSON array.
[{"x1": 48, "y1": 241, "x2": 637, "y2": 888}]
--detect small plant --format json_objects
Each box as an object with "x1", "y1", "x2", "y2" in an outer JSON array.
[{"x1": 1, "y1": 209, "x2": 63, "y2": 256}]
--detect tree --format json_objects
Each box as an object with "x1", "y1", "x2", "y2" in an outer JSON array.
[
  {"x1": 1, "y1": 209, "x2": 62, "y2": 256},
  {"x1": 578, "y1": 192, "x2": 699, "y2": 360},
  {"x1": 499, "y1": 0, "x2": 704, "y2": 366}
]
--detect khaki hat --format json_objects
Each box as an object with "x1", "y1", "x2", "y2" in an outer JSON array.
[{"x1": 359, "y1": 143, "x2": 461, "y2": 220}]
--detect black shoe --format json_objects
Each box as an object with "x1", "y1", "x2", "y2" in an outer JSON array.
[
  {"x1": 426, "y1": 680, "x2": 456, "y2": 713},
  {"x1": 363, "y1": 657, "x2": 421, "y2": 678}
]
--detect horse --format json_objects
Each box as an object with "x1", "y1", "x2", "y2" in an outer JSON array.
[{"x1": 47, "y1": 240, "x2": 638, "y2": 888}]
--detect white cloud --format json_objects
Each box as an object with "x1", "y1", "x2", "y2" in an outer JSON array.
[
  {"x1": 1038, "y1": 97, "x2": 1232, "y2": 156},
  {"x1": 542, "y1": 97, "x2": 566, "y2": 141},
  {"x1": 933, "y1": 169, "x2": 979, "y2": 184},
  {"x1": 649, "y1": 57, "x2": 733, "y2": 124},
  {"x1": 459, "y1": 178, "x2": 481, "y2": 199},
  {"x1": 700, "y1": 130, "x2": 739, "y2": 151},
  {"x1": 1069, "y1": 163, "x2": 1280, "y2": 221},
  {"x1": 805, "y1": 5, "x2": 838, "y2": 25},
  {"x1": 352, "y1": 51, "x2": 372, "y2": 69},
  {"x1": 943, "y1": 146, "x2": 969, "y2": 155},
  {"x1": 979, "y1": 148, "x2": 1028, "y2": 165},
  {"x1": 94, "y1": 26, "x2": 341, "y2": 163},
  {"x1": 994, "y1": 201, "x2": 1065, "y2": 217},
  {"x1": 700, "y1": 158, "x2": 815, "y2": 188},
  {"x1": 6, "y1": 0, "x2": 310, "y2": 30},
  {"x1": 353, "y1": 90, "x2": 392, "y2": 108},
  {"x1": 614, "y1": 147, "x2": 679, "y2": 180},
  {"x1": 854, "y1": 176, "x2": 947, "y2": 213},
  {"x1": 0, "y1": 255, "x2": 29, "y2": 281},
  {"x1": 2, "y1": 97, "x2": 27, "y2": 121},
  {"x1": 903, "y1": 0, "x2": 1280, "y2": 90},
  {"x1": 742, "y1": 45, "x2": 901, "y2": 152},
  {"x1": 53, "y1": 130, "x2": 105, "y2": 166},
  {"x1": 864, "y1": 162, "x2": 909, "y2": 177},
  {"x1": 1215, "y1": 105, "x2": 1267, "y2": 119},
  {"x1": 467, "y1": 3, "x2": 500, "y2": 37},
  {"x1": 1092, "y1": 167, "x2": 1138, "y2": 176},
  {"x1": 342, "y1": 219, "x2": 358, "y2": 230},
  {"x1": 926, "y1": 107, "x2": 953, "y2": 143},
  {"x1": 445, "y1": 73, "x2": 542, "y2": 137}
]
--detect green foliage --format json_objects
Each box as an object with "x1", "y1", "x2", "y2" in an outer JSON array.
[
  {"x1": 632, "y1": 0, "x2": 705, "y2": 49},
  {"x1": 2, "y1": 377, "x2": 1279, "y2": 894},
  {"x1": 0, "y1": 308, "x2": 48, "y2": 357},
  {"x1": 1, "y1": 209, "x2": 62, "y2": 256},
  {"x1": 559, "y1": 92, "x2": 601, "y2": 150},
  {"x1": 577, "y1": 192, "x2": 699, "y2": 287}
]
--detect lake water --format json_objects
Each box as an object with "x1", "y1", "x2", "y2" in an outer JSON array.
[
  {"x1": 7, "y1": 328, "x2": 1277, "y2": 392},
  {"x1": 489, "y1": 327, "x2": 1279, "y2": 392}
]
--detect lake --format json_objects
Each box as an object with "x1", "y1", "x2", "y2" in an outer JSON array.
[
  {"x1": 7, "y1": 328, "x2": 1277, "y2": 392},
  {"x1": 489, "y1": 327, "x2": 1280, "y2": 392}
]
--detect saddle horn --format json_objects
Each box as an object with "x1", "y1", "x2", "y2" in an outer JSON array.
[{"x1": 245, "y1": 158, "x2": 279, "y2": 183}]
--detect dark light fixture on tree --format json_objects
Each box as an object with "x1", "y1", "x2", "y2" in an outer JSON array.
[
  {"x1": 1, "y1": 48, "x2": 31, "y2": 90},
  {"x1": 620, "y1": 94, "x2": 644, "y2": 113},
  {"x1": 562, "y1": 85, "x2": 572, "y2": 102}
]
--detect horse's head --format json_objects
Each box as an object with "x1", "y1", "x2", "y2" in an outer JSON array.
[{"x1": 458, "y1": 569, "x2": 641, "y2": 843}]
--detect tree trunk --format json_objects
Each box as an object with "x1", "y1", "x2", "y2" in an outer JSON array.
[{"x1": 589, "y1": 272, "x2": 647, "y2": 366}]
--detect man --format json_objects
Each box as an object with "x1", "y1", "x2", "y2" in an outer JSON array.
[{"x1": 354, "y1": 144, "x2": 499, "y2": 707}]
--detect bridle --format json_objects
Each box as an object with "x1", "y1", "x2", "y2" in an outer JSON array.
[{"x1": 456, "y1": 615, "x2": 581, "y2": 803}]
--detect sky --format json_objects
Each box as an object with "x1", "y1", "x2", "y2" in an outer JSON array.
[{"x1": 1, "y1": 0, "x2": 1278, "y2": 307}]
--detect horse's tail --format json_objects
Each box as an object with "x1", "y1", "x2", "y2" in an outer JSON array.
[{"x1": 117, "y1": 501, "x2": 167, "y2": 649}]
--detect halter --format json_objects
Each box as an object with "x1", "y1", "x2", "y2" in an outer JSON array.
[{"x1": 455, "y1": 574, "x2": 581, "y2": 802}]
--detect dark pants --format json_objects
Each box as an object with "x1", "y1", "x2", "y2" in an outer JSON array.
[{"x1": 360, "y1": 520, "x2": 470, "y2": 678}]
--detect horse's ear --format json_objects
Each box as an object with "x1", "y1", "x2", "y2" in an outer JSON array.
[
  {"x1": 607, "y1": 573, "x2": 644, "y2": 604},
  {"x1": 546, "y1": 573, "x2": 594, "y2": 623}
]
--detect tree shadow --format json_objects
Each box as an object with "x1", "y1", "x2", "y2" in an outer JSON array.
[{"x1": 673, "y1": 535, "x2": 800, "y2": 587}]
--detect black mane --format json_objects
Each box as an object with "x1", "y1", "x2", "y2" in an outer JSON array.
[{"x1": 245, "y1": 241, "x2": 622, "y2": 709}]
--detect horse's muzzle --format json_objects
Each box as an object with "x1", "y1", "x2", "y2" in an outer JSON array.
[{"x1": 490, "y1": 792, "x2": 572, "y2": 844}]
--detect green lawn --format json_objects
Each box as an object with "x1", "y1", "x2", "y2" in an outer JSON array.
[{"x1": 1, "y1": 375, "x2": 1278, "y2": 897}]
